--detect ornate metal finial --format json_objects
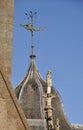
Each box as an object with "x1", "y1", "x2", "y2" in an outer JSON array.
[
  {"x1": 25, "y1": 11, "x2": 37, "y2": 23},
  {"x1": 25, "y1": 11, "x2": 37, "y2": 39},
  {"x1": 20, "y1": 11, "x2": 46, "y2": 58},
  {"x1": 20, "y1": 11, "x2": 46, "y2": 43}
]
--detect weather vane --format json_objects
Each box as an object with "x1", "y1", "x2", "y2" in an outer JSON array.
[{"x1": 20, "y1": 11, "x2": 46, "y2": 44}]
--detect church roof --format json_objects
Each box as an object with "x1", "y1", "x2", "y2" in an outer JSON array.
[{"x1": 15, "y1": 46, "x2": 72, "y2": 130}]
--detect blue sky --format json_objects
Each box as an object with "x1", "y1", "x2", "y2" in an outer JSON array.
[{"x1": 12, "y1": 0, "x2": 83, "y2": 124}]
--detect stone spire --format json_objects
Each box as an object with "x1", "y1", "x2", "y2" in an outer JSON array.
[{"x1": 44, "y1": 70, "x2": 55, "y2": 130}]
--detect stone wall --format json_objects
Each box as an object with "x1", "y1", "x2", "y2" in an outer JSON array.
[
  {"x1": 0, "y1": 64, "x2": 30, "y2": 130},
  {"x1": 0, "y1": 0, "x2": 14, "y2": 80}
]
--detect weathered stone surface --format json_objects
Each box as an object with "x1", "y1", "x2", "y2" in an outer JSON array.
[
  {"x1": 0, "y1": 64, "x2": 30, "y2": 130},
  {"x1": 0, "y1": 0, "x2": 14, "y2": 81}
]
